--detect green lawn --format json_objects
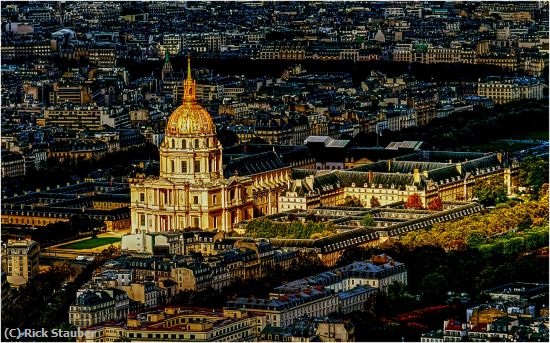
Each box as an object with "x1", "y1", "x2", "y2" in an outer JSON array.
[{"x1": 57, "y1": 237, "x2": 121, "y2": 250}]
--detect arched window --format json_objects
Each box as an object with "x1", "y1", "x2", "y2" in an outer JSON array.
[{"x1": 182, "y1": 140, "x2": 186, "y2": 149}]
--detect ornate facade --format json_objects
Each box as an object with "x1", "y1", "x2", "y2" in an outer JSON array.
[{"x1": 130, "y1": 58, "x2": 254, "y2": 233}]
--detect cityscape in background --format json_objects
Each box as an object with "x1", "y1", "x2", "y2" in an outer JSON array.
[{"x1": 0, "y1": 1, "x2": 549, "y2": 342}]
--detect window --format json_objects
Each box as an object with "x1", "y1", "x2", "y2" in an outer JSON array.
[
  {"x1": 181, "y1": 161, "x2": 187, "y2": 173},
  {"x1": 212, "y1": 194, "x2": 217, "y2": 204},
  {"x1": 140, "y1": 193, "x2": 145, "y2": 202},
  {"x1": 195, "y1": 160, "x2": 200, "y2": 173},
  {"x1": 194, "y1": 139, "x2": 199, "y2": 149},
  {"x1": 171, "y1": 160, "x2": 175, "y2": 172},
  {"x1": 182, "y1": 140, "x2": 186, "y2": 149},
  {"x1": 194, "y1": 196, "x2": 199, "y2": 204},
  {"x1": 140, "y1": 214, "x2": 145, "y2": 226}
]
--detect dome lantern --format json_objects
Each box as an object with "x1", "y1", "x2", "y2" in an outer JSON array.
[{"x1": 165, "y1": 56, "x2": 215, "y2": 136}]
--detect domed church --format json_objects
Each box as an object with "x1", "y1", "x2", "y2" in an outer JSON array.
[{"x1": 130, "y1": 57, "x2": 254, "y2": 233}]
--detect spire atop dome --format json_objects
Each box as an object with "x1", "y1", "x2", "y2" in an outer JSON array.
[
  {"x1": 183, "y1": 54, "x2": 196, "y2": 103},
  {"x1": 186, "y1": 53, "x2": 192, "y2": 80}
]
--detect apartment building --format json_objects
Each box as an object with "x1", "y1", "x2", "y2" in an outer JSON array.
[
  {"x1": 77, "y1": 307, "x2": 266, "y2": 342},
  {"x1": 226, "y1": 288, "x2": 339, "y2": 327},
  {"x1": 1, "y1": 239, "x2": 40, "y2": 287},
  {"x1": 1, "y1": 151, "x2": 26, "y2": 178},
  {"x1": 69, "y1": 289, "x2": 129, "y2": 328},
  {"x1": 477, "y1": 77, "x2": 545, "y2": 104}
]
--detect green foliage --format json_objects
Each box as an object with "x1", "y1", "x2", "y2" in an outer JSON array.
[
  {"x1": 476, "y1": 225, "x2": 549, "y2": 259},
  {"x1": 419, "y1": 272, "x2": 448, "y2": 305},
  {"x1": 473, "y1": 180, "x2": 508, "y2": 206},
  {"x1": 342, "y1": 195, "x2": 363, "y2": 207},
  {"x1": 244, "y1": 218, "x2": 336, "y2": 239},
  {"x1": 360, "y1": 214, "x2": 375, "y2": 227},
  {"x1": 9, "y1": 143, "x2": 160, "y2": 193},
  {"x1": 217, "y1": 128, "x2": 238, "y2": 147},
  {"x1": 355, "y1": 99, "x2": 549, "y2": 151},
  {"x1": 335, "y1": 246, "x2": 371, "y2": 266},
  {"x1": 401, "y1": 191, "x2": 549, "y2": 251},
  {"x1": 519, "y1": 156, "x2": 549, "y2": 199},
  {"x1": 57, "y1": 237, "x2": 121, "y2": 250}
]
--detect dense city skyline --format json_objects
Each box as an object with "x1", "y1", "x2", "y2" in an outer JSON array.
[{"x1": 1, "y1": 1, "x2": 549, "y2": 342}]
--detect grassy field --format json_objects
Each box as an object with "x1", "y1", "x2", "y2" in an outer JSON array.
[{"x1": 56, "y1": 237, "x2": 121, "y2": 250}]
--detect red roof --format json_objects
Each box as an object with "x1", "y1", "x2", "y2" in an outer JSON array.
[
  {"x1": 469, "y1": 324, "x2": 487, "y2": 333},
  {"x1": 445, "y1": 320, "x2": 463, "y2": 331}
]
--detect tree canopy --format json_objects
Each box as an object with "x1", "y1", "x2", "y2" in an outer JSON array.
[
  {"x1": 427, "y1": 196, "x2": 443, "y2": 211},
  {"x1": 361, "y1": 214, "x2": 375, "y2": 227},
  {"x1": 245, "y1": 217, "x2": 336, "y2": 239},
  {"x1": 405, "y1": 193, "x2": 424, "y2": 210},
  {"x1": 342, "y1": 195, "x2": 363, "y2": 207},
  {"x1": 519, "y1": 156, "x2": 549, "y2": 199},
  {"x1": 473, "y1": 180, "x2": 508, "y2": 206}
]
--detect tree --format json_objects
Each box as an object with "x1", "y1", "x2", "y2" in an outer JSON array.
[
  {"x1": 519, "y1": 156, "x2": 549, "y2": 199},
  {"x1": 217, "y1": 128, "x2": 238, "y2": 147},
  {"x1": 305, "y1": 213, "x2": 317, "y2": 222},
  {"x1": 370, "y1": 196, "x2": 381, "y2": 208},
  {"x1": 427, "y1": 196, "x2": 443, "y2": 211},
  {"x1": 473, "y1": 180, "x2": 507, "y2": 206},
  {"x1": 342, "y1": 195, "x2": 363, "y2": 207},
  {"x1": 69, "y1": 214, "x2": 100, "y2": 233},
  {"x1": 419, "y1": 272, "x2": 448, "y2": 305},
  {"x1": 361, "y1": 214, "x2": 375, "y2": 227},
  {"x1": 405, "y1": 193, "x2": 424, "y2": 210}
]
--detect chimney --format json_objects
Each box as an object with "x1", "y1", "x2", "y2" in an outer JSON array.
[
  {"x1": 368, "y1": 171, "x2": 374, "y2": 184},
  {"x1": 387, "y1": 159, "x2": 392, "y2": 172},
  {"x1": 413, "y1": 168, "x2": 420, "y2": 184}
]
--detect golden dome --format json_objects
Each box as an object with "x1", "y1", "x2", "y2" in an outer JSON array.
[
  {"x1": 165, "y1": 56, "x2": 216, "y2": 136},
  {"x1": 166, "y1": 102, "x2": 216, "y2": 136}
]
